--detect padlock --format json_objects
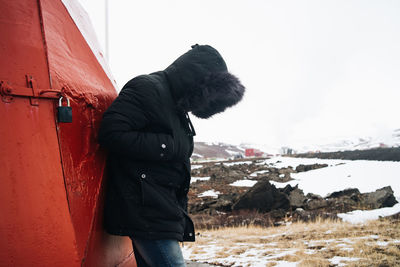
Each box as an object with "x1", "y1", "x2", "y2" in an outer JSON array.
[{"x1": 57, "y1": 96, "x2": 72, "y2": 123}]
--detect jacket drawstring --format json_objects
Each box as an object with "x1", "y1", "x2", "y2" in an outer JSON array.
[{"x1": 184, "y1": 112, "x2": 196, "y2": 136}]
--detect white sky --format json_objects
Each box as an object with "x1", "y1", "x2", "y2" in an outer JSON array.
[{"x1": 77, "y1": 0, "x2": 400, "y2": 149}]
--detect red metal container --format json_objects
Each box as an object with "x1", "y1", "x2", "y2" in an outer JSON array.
[{"x1": 0, "y1": 0, "x2": 136, "y2": 266}]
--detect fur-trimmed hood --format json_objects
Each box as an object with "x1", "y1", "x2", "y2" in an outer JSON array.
[{"x1": 164, "y1": 44, "x2": 245, "y2": 119}]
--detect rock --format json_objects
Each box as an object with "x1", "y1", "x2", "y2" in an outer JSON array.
[
  {"x1": 289, "y1": 188, "x2": 307, "y2": 208},
  {"x1": 209, "y1": 194, "x2": 237, "y2": 212},
  {"x1": 232, "y1": 181, "x2": 290, "y2": 212},
  {"x1": 305, "y1": 198, "x2": 329, "y2": 210},
  {"x1": 189, "y1": 199, "x2": 217, "y2": 213},
  {"x1": 278, "y1": 167, "x2": 295, "y2": 175},
  {"x1": 280, "y1": 184, "x2": 296, "y2": 195},
  {"x1": 306, "y1": 193, "x2": 323, "y2": 200},
  {"x1": 326, "y1": 188, "x2": 360, "y2": 199},
  {"x1": 360, "y1": 186, "x2": 398, "y2": 209},
  {"x1": 295, "y1": 163, "x2": 328, "y2": 173}
]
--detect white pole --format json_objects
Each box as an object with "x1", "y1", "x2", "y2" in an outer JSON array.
[{"x1": 105, "y1": 0, "x2": 109, "y2": 61}]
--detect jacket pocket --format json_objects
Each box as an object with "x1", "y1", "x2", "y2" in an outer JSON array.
[{"x1": 139, "y1": 173, "x2": 182, "y2": 220}]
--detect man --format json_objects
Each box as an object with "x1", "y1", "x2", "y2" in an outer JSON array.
[{"x1": 98, "y1": 44, "x2": 245, "y2": 266}]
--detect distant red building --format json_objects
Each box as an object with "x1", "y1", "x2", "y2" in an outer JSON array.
[
  {"x1": 245, "y1": 148, "x2": 264, "y2": 157},
  {"x1": 245, "y1": 148, "x2": 254, "y2": 157}
]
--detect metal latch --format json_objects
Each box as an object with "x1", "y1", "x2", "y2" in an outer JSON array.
[{"x1": 0, "y1": 75, "x2": 61, "y2": 106}]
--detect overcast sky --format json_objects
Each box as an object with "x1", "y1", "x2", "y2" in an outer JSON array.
[{"x1": 78, "y1": 0, "x2": 400, "y2": 149}]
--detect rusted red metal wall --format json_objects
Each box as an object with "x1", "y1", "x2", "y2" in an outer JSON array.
[{"x1": 0, "y1": 0, "x2": 135, "y2": 266}]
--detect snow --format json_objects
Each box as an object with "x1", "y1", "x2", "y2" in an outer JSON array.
[
  {"x1": 61, "y1": 0, "x2": 117, "y2": 87},
  {"x1": 260, "y1": 157, "x2": 400, "y2": 199},
  {"x1": 230, "y1": 180, "x2": 258, "y2": 187},
  {"x1": 270, "y1": 180, "x2": 290, "y2": 188},
  {"x1": 223, "y1": 161, "x2": 253, "y2": 166},
  {"x1": 191, "y1": 165, "x2": 203, "y2": 170},
  {"x1": 250, "y1": 170, "x2": 269, "y2": 177},
  {"x1": 263, "y1": 156, "x2": 400, "y2": 222},
  {"x1": 191, "y1": 176, "x2": 210, "y2": 183},
  {"x1": 226, "y1": 149, "x2": 240, "y2": 155},
  {"x1": 274, "y1": 262, "x2": 298, "y2": 267},
  {"x1": 328, "y1": 256, "x2": 360, "y2": 266},
  {"x1": 377, "y1": 241, "x2": 389, "y2": 246},
  {"x1": 198, "y1": 189, "x2": 220, "y2": 198},
  {"x1": 261, "y1": 156, "x2": 344, "y2": 169},
  {"x1": 338, "y1": 203, "x2": 400, "y2": 224},
  {"x1": 182, "y1": 244, "x2": 299, "y2": 267}
]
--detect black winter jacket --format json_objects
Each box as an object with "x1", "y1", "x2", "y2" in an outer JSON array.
[{"x1": 98, "y1": 45, "x2": 244, "y2": 242}]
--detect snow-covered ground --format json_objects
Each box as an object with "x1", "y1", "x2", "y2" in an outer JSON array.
[
  {"x1": 198, "y1": 189, "x2": 220, "y2": 198},
  {"x1": 222, "y1": 161, "x2": 253, "y2": 166},
  {"x1": 195, "y1": 156, "x2": 400, "y2": 223},
  {"x1": 263, "y1": 156, "x2": 400, "y2": 223},
  {"x1": 262, "y1": 156, "x2": 400, "y2": 198},
  {"x1": 191, "y1": 176, "x2": 211, "y2": 183},
  {"x1": 338, "y1": 203, "x2": 400, "y2": 224},
  {"x1": 230, "y1": 179, "x2": 258, "y2": 187},
  {"x1": 187, "y1": 156, "x2": 400, "y2": 265},
  {"x1": 182, "y1": 220, "x2": 400, "y2": 266}
]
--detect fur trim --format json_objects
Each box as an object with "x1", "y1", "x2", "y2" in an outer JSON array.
[{"x1": 177, "y1": 72, "x2": 245, "y2": 119}]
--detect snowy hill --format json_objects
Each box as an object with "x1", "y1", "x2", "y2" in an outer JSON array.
[
  {"x1": 294, "y1": 128, "x2": 400, "y2": 153},
  {"x1": 192, "y1": 142, "x2": 246, "y2": 159},
  {"x1": 193, "y1": 128, "x2": 400, "y2": 158}
]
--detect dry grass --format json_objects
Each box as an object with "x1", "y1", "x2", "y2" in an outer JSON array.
[{"x1": 183, "y1": 217, "x2": 400, "y2": 266}]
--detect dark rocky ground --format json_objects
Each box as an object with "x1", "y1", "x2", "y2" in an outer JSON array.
[
  {"x1": 188, "y1": 158, "x2": 398, "y2": 229},
  {"x1": 291, "y1": 147, "x2": 400, "y2": 161}
]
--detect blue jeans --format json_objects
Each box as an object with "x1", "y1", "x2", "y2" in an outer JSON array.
[{"x1": 130, "y1": 237, "x2": 186, "y2": 267}]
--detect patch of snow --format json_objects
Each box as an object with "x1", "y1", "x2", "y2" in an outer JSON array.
[
  {"x1": 329, "y1": 256, "x2": 360, "y2": 266},
  {"x1": 191, "y1": 165, "x2": 203, "y2": 170},
  {"x1": 338, "y1": 203, "x2": 400, "y2": 224},
  {"x1": 225, "y1": 149, "x2": 239, "y2": 155},
  {"x1": 274, "y1": 261, "x2": 299, "y2": 267},
  {"x1": 205, "y1": 141, "x2": 220, "y2": 146},
  {"x1": 223, "y1": 161, "x2": 253, "y2": 166},
  {"x1": 341, "y1": 247, "x2": 354, "y2": 251},
  {"x1": 198, "y1": 189, "x2": 220, "y2": 198},
  {"x1": 377, "y1": 241, "x2": 389, "y2": 246},
  {"x1": 195, "y1": 158, "x2": 225, "y2": 163},
  {"x1": 270, "y1": 181, "x2": 291, "y2": 189},
  {"x1": 230, "y1": 180, "x2": 258, "y2": 187},
  {"x1": 191, "y1": 153, "x2": 204, "y2": 158},
  {"x1": 260, "y1": 157, "x2": 400, "y2": 199},
  {"x1": 191, "y1": 177, "x2": 210, "y2": 183},
  {"x1": 260, "y1": 156, "x2": 345, "y2": 169},
  {"x1": 250, "y1": 170, "x2": 269, "y2": 177}
]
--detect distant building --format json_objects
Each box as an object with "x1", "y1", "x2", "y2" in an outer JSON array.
[
  {"x1": 245, "y1": 148, "x2": 264, "y2": 157},
  {"x1": 280, "y1": 147, "x2": 293, "y2": 155}
]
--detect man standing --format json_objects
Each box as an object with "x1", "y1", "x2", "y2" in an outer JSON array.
[{"x1": 98, "y1": 44, "x2": 245, "y2": 266}]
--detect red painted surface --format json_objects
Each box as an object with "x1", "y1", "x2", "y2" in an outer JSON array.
[
  {"x1": 0, "y1": 0, "x2": 136, "y2": 266},
  {"x1": 245, "y1": 148, "x2": 255, "y2": 157}
]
